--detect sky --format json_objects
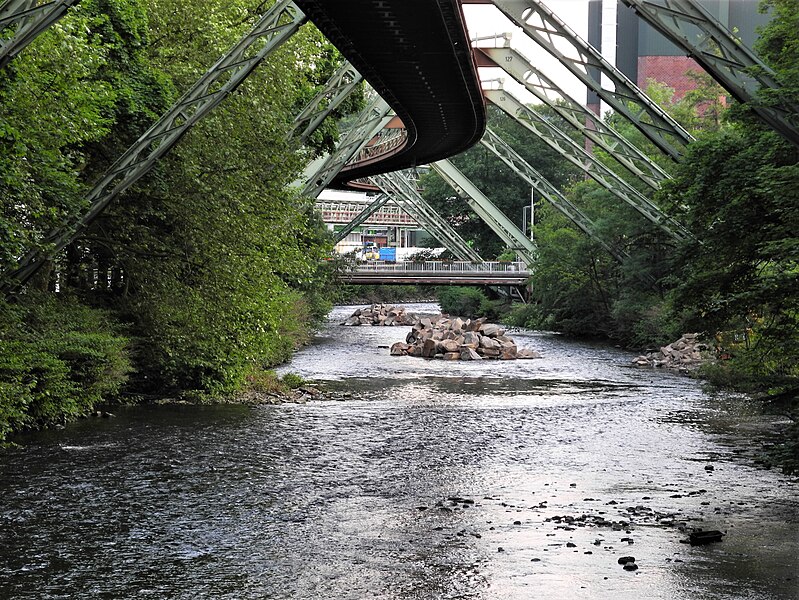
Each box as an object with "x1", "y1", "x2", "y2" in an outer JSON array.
[
  {"x1": 463, "y1": 0, "x2": 600, "y2": 109},
  {"x1": 320, "y1": 0, "x2": 608, "y2": 202}
]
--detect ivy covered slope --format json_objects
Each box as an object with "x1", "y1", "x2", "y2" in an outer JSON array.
[{"x1": 0, "y1": 0, "x2": 362, "y2": 439}]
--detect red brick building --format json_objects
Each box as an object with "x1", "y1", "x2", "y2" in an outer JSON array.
[{"x1": 587, "y1": 0, "x2": 770, "y2": 104}]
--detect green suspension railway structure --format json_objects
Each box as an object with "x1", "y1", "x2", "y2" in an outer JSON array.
[{"x1": 1, "y1": 0, "x2": 797, "y2": 297}]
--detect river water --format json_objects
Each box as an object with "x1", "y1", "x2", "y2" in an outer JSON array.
[{"x1": 1, "y1": 303, "x2": 797, "y2": 599}]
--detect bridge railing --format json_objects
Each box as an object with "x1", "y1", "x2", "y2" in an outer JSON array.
[{"x1": 351, "y1": 260, "x2": 528, "y2": 274}]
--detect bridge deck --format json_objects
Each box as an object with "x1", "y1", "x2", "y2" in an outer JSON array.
[{"x1": 340, "y1": 261, "x2": 530, "y2": 286}]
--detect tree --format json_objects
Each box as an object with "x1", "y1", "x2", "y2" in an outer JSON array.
[
  {"x1": 659, "y1": 0, "x2": 799, "y2": 386},
  {"x1": 420, "y1": 105, "x2": 580, "y2": 258}
]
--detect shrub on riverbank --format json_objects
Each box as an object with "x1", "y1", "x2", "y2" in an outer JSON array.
[
  {"x1": 0, "y1": 294, "x2": 131, "y2": 439},
  {"x1": 436, "y1": 287, "x2": 508, "y2": 321}
]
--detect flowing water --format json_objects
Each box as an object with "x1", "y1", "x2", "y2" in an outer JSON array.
[{"x1": 1, "y1": 303, "x2": 797, "y2": 599}]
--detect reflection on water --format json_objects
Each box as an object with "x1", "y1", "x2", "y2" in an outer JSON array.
[{"x1": 1, "y1": 304, "x2": 797, "y2": 599}]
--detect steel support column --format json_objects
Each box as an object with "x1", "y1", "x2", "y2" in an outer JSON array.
[
  {"x1": 431, "y1": 159, "x2": 538, "y2": 266},
  {"x1": 484, "y1": 86, "x2": 691, "y2": 241},
  {"x1": 370, "y1": 171, "x2": 483, "y2": 262},
  {"x1": 480, "y1": 127, "x2": 630, "y2": 264},
  {"x1": 300, "y1": 93, "x2": 393, "y2": 198},
  {"x1": 489, "y1": 0, "x2": 694, "y2": 160},
  {"x1": 621, "y1": 0, "x2": 799, "y2": 149},
  {"x1": 476, "y1": 43, "x2": 670, "y2": 189},
  {"x1": 2, "y1": 0, "x2": 306, "y2": 295},
  {"x1": 288, "y1": 60, "x2": 363, "y2": 146},
  {"x1": 0, "y1": 0, "x2": 79, "y2": 69},
  {"x1": 332, "y1": 193, "x2": 390, "y2": 243}
]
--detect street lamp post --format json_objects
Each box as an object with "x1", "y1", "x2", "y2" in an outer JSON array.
[{"x1": 522, "y1": 188, "x2": 534, "y2": 243}]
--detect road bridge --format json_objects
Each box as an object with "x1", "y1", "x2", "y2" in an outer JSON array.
[{"x1": 340, "y1": 260, "x2": 529, "y2": 287}]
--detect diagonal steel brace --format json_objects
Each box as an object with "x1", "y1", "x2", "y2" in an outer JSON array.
[
  {"x1": 621, "y1": 0, "x2": 799, "y2": 149},
  {"x1": 489, "y1": 0, "x2": 694, "y2": 160},
  {"x1": 2, "y1": 0, "x2": 306, "y2": 294},
  {"x1": 480, "y1": 127, "x2": 631, "y2": 265},
  {"x1": 484, "y1": 86, "x2": 691, "y2": 242},
  {"x1": 431, "y1": 158, "x2": 538, "y2": 267},
  {"x1": 0, "y1": 0, "x2": 80, "y2": 69},
  {"x1": 476, "y1": 43, "x2": 670, "y2": 190}
]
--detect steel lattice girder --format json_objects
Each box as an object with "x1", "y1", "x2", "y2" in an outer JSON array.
[
  {"x1": 0, "y1": 0, "x2": 79, "y2": 69},
  {"x1": 489, "y1": 0, "x2": 694, "y2": 161},
  {"x1": 370, "y1": 171, "x2": 483, "y2": 262},
  {"x1": 484, "y1": 87, "x2": 691, "y2": 241},
  {"x1": 621, "y1": 0, "x2": 799, "y2": 149},
  {"x1": 332, "y1": 193, "x2": 391, "y2": 243},
  {"x1": 476, "y1": 44, "x2": 670, "y2": 190},
  {"x1": 1, "y1": 0, "x2": 306, "y2": 295},
  {"x1": 431, "y1": 159, "x2": 538, "y2": 267},
  {"x1": 300, "y1": 93, "x2": 393, "y2": 198},
  {"x1": 288, "y1": 60, "x2": 363, "y2": 146},
  {"x1": 480, "y1": 127, "x2": 630, "y2": 265}
]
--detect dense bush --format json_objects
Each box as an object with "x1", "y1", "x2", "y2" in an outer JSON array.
[
  {"x1": 437, "y1": 287, "x2": 488, "y2": 319},
  {"x1": 334, "y1": 285, "x2": 433, "y2": 305},
  {"x1": 0, "y1": 0, "x2": 361, "y2": 439},
  {"x1": 0, "y1": 294, "x2": 130, "y2": 438}
]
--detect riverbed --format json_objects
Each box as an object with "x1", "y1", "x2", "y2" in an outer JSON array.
[{"x1": 1, "y1": 303, "x2": 797, "y2": 599}]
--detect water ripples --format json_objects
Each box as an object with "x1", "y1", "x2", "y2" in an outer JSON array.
[{"x1": 1, "y1": 304, "x2": 797, "y2": 599}]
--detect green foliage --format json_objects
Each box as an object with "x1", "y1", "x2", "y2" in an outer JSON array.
[
  {"x1": 243, "y1": 368, "x2": 304, "y2": 393},
  {"x1": 437, "y1": 286, "x2": 489, "y2": 319},
  {"x1": 661, "y1": 125, "x2": 799, "y2": 383},
  {"x1": 0, "y1": 0, "x2": 363, "y2": 437},
  {"x1": 281, "y1": 372, "x2": 306, "y2": 390},
  {"x1": 420, "y1": 105, "x2": 580, "y2": 258},
  {"x1": 0, "y1": 294, "x2": 130, "y2": 438},
  {"x1": 333, "y1": 285, "x2": 433, "y2": 305}
]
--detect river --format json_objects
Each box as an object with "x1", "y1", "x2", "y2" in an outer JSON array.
[{"x1": 1, "y1": 303, "x2": 797, "y2": 599}]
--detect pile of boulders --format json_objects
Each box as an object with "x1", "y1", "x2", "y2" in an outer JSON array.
[
  {"x1": 390, "y1": 315, "x2": 541, "y2": 361},
  {"x1": 632, "y1": 333, "x2": 709, "y2": 371},
  {"x1": 341, "y1": 304, "x2": 419, "y2": 326}
]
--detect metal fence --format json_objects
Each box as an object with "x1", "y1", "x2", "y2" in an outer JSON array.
[{"x1": 351, "y1": 260, "x2": 528, "y2": 274}]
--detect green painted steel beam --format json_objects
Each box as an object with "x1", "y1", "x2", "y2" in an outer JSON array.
[
  {"x1": 622, "y1": 0, "x2": 799, "y2": 149},
  {"x1": 489, "y1": 0, "x2": 694, "y2": 161},
  {"x1": 0, "y1": 0, "x2": 79, "y2": 69},
  {"x1": 477, "y1": 44, "x2": 670, "y2": 190},
  {"x1": 480, "y1": 127, "x2": 630, "y2": 265},
  {"x1": 484, "y1": 87, "x2": 691, "y2": 241},
  {"x1": 431, "y1": 158, "x2": 538, "y2": 267},
  {"x1": 288, "y1": 60, "x2": 363, "y2": 146},
  {"x1": 300, "y1": 93, "x2": 393, "y2": 198},
  {"x1": 2, "y1": 0, "x2": 306, "y2": 295},
  {"x1": 332, "y1": 193, "x2": 390, "y2": 243},
  {"x1": 370, "y1": 170, "x2": 483, "y2": 262}
]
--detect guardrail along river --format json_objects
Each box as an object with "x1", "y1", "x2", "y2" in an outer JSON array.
[{"x1": 1, "y1": 303, "x2": 797, "y2": 599}]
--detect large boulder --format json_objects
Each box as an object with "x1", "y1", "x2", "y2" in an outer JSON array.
[
  {"x1": 421, "y1": 338, "x2": 438, "y2": 358},
  {"x1": 461, "y1": 331, "x2": 480, "y2": 349},
  {"x1": 633, "y1": 333, "x2": 708, "y2": 371},
  {"x1": 390, "y1": 342, "x2": 409, "y2": 356},
  {"x1": 387, "y1": 315, "x2": 542, "y2": 362},
  {"x1": 479, "y1": 323, "x2": 504, "y2": 338},
  {"x1": 460, "y1": 347, "x2": 483, "y2": 360},
  {"x1": 479, "y1": 336, "x2": 501, "y2": 350},
  {"x1": 439, "y1": 339, "x2": 460, "y2": 354}
]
